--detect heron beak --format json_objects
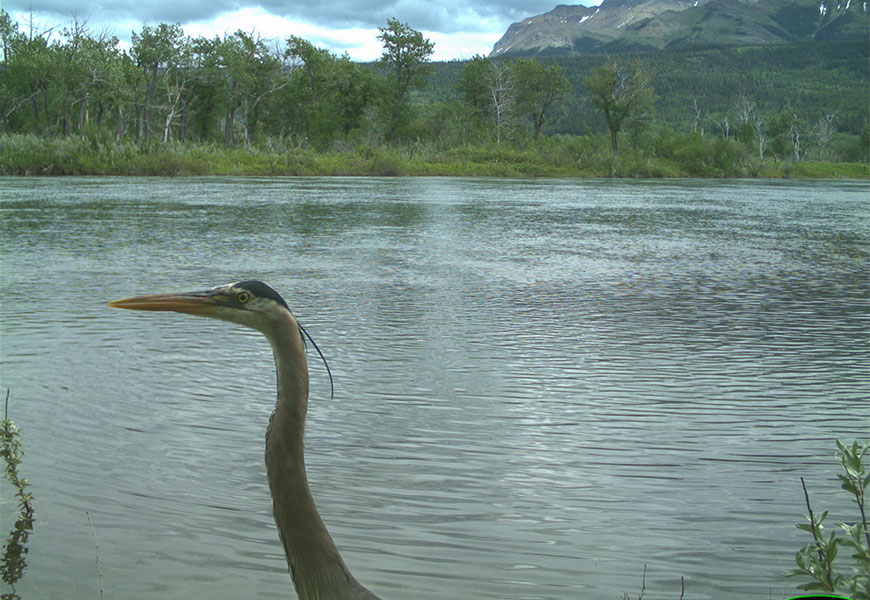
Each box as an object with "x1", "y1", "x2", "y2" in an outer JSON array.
[{"x1": 107, "y1": 291, "x2": 221, "y2": 316}]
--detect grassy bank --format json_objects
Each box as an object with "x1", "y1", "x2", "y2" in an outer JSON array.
[{"x1": 1, "y1": 133, "x2": 867, "y2": 179}]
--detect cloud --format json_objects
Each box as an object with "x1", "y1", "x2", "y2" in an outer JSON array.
[
  {"x1": 5, "y1": 0, "x2": 564, "y2": 33},
  {"x1": 4, "y1": 0, "x2": 600, "y2": 60},
  {"x1": 180, "y1": 7, "x2": 501, "y2": 61},
  {"x1": 180, "y1": 8, "x2": 385, "y2": 61}
]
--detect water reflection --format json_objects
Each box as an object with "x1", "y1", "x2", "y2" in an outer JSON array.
[{"x1": 1, "y1": 176, "x2": 868, "y2": 600}]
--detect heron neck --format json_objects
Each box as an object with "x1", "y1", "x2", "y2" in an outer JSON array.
[{"x1": 263, "y1": 312, "x2": 375, "y2": 600}]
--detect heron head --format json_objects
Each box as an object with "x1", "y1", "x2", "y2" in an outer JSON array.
[
  {"x1": 108, "y1": 280, "x2": 291, "y2": 333},
  {"x1": 109, "y1": 279, "x2": 335, "y2": 397}
]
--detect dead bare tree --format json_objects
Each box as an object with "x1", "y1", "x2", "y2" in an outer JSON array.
[
  {"x1": 814, "y1": 112, "x2": 837, "y2": 161},
  {"x1": 753, "y1": 114, "x2": 767, "y2": 159},
  {"x1": 487, "y1": 61, "x2": 514, "y2": 145},
  {"x1": 734, "y1": 95, "x2": 754, "y2": 125},
  {"x1": 734, "y1": 94, "x2": 755, "y2": 143},
  {"x1": 692, "y1": 98, "x2": 703, "y2": 134},
  {"x1": 711, "y1": 115, "x2": 730, "y2": 139}
]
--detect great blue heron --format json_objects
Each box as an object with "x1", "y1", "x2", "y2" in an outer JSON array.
[{"x1": 109, "y1": 280, "x2": 381, "y2": 600}]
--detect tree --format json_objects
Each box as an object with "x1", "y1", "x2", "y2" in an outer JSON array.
[
  {"x1": 286, "y1": 36, "x2": 330, "y2": 104},
  {"x1": 376, "y1": 18, "x2": 434, "y2": 142},
  {"x1": 767, "y1": 105, "x2": 805, "y2": 162},
  {"x1": 691, "y1": 98, "x2": 703, "y2": 134},
  {"x1": 511, "y1": 58, "x2": 570, "y2": 137},
  {"x1": 131, "y1": 23, "x2": 187, "y2": 140},
  {"x1": 177, "y1": 35, "x2": 221, "y2": 142},
  {"x1": 734, "y1": 94, "x2": 755, "y2": 146},
  {"x1": 487, "y1": 61, "x2": 514, "y2": 145},
  {"x1": 158, "y1": 40, "x2": 194, "y2": 144},
  {"x1": 207, "y1": 31, "x2": 285, "y2": 147},
  {"x1": 584, "y1": 59, "x2": 654, "y2": 155},
  {"x1": 753, "y1": 113, "x2": 768, "y2": 160},
  {"x1": 113, "y1": 51, "x2": 139, "y2": 140},
  {"x1": 327, "y1": 56, "x2": 375, "y2": 140},
  {"x1": 0, "y1": 10, "x2": 22, "y2": 64},
  {"x1": 43, "y1": 17, "x2": 128, "y2": 138},
  {"x1": 814, "y1": 111, "x2": 836, "y2": 161},
  {"x1": 0, "y1": 12, "x2": 55, "y2": 133},
  {"x1": 236, "y1": 32, "x2": 286, "y2": 145},
  {"x1": 787, "y1": 106, "x2": 804, "y2": 162},
  {"x1": 768, "y1": 110, "x2": 792, "y2": 162},
  {"x1": 284, "y1": 37, "x2": 375, "y2": 147},
  {"x1": 457, "y1": 56, "x2": 515, "y2": 144},
  {"x1": 456, "y1": 54, "x2": 492, "y2": 115}
]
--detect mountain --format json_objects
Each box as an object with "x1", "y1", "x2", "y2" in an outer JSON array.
[{"x1": 490, "y1": 0, "x2": 869, "y2": 57}]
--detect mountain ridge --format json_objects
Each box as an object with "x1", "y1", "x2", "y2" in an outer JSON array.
[{"x1": 490, "y1": 0, "x2": 869, "y2": 57}]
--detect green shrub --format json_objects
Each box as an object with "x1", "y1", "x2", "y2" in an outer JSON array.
[
  {"x1": 788, "y1": 440, "x2": 870, "y2": 599},
  {"x1": 1, "y1": 392, "x2": 35, "y2": 600}
]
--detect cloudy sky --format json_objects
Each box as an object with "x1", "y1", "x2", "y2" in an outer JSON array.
[{"x1": 4, "y1": 0, "x2": 599, "y2": 61}]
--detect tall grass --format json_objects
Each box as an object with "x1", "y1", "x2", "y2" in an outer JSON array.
[{"x1": 1, "y1": 132, "x2": 867, "y2": 178}]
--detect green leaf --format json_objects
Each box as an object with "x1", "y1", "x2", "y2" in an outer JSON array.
[
  {"x1": 828, "y1": 540, "x2": 839, "y2": 562},
  {"x1": 799, "y1": 581, "x2": 828, "y2": 591},
  {"x1": 839, "y1": 474, "x2": 858, "y2": 495},
  {"x1": 794, "y1": 551, "x2": 808, "y2": 569}
]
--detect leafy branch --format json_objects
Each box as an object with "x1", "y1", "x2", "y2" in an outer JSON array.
[
  {"x1": 0, "y1": 390, "x2": 35, "y2": 600},
  {"x1": 788, "y1": 440, "x2": 870, "y2": 599}
]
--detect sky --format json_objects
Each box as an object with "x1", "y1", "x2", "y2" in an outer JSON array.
[{"x1": 3, "y1": 0, "x2": 599, "y2": 61}]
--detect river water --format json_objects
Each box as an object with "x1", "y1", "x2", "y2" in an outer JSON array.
[{"x1": 1, "y1": 176, "x2": 867, "y2": 600}]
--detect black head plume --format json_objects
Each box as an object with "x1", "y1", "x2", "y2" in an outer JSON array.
[
  {"x1": 235, "y1": 280, "x2": 289, "y2": 309},
  {"x1": 235, "y1": 280, "x2": 333, "y2": 399}
]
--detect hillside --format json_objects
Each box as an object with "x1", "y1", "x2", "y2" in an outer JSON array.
[
  {"x1": 424, "y1": 39, "x2": 868, "y2": 137},
  {"x1": 490, "y1": 0, "x2": 869, "y2": 57}
]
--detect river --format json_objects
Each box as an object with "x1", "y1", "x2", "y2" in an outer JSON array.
[{"x1": 1, "y1": 176, "x2": 868, "y2": 599}]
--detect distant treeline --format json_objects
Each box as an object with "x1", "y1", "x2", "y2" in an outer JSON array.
[
  {"x1": 1, "y1": 9, "x2": 867, "y2": 177},
  {"x1": 427, "y1": 40, "x2": 869, "y2": 146}
]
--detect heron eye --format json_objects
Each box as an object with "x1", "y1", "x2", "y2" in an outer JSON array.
[{"x1": 237, "y1": 292, "x2": 251, "y2": 304}]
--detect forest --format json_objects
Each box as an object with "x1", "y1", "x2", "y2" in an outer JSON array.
[{"x1": 0, "y1": 10, "x2": 867, "y2": 178}]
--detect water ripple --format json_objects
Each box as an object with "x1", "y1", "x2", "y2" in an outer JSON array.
[{"x1": 1, "y1": 176, "x2": 867, "y2": 600}]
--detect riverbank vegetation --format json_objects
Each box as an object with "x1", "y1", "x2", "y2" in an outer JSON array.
[
  {"x1": 2, "y1": 131, "x2": 866, "y2": 178},
  {"x1": 0, "y1": 11, "x2": 867, "y2": 178}
]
